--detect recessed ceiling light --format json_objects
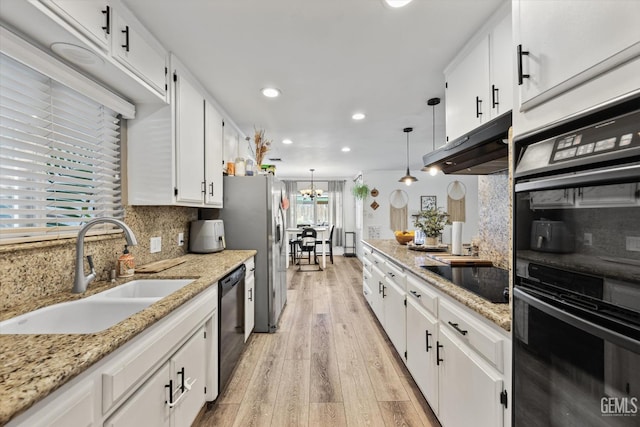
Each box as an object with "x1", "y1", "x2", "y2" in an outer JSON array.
[
  {"x1": 341, "y1": 147, "x2": 351, "y2": 152},
  {"x1": 384, "y1": 0, "x2": 413, "y2": 8},
  {"x1": 282, "y1": 139, "x2": 293, "y2": 145},
  {"x1": 352, "y1": 113, "x2": 366, "y2": 120},
  {"x1": 261, "y1": 87, "x2": 281, "y2": 98},
  {"x1": 50, "y1": 42, "x2": 104, "y2": 67}
]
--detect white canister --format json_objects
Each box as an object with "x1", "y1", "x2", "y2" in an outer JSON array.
[
  {"x1": 235, "y1": 157, "x2": 246, "y2": 176},
  {"x1": 451, "y1": 221, "x2": 463, "y2": 255}
]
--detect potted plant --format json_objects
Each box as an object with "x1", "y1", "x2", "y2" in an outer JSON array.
[
  {"x1": 413, "y1": 208, "x2": 451, "y2": 246},
  {"x1": 352, "y1": 183, "x2": 370, "y2": 200}
]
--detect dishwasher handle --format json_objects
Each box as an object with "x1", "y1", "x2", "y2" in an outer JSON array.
[{"x1": 219, "y1": 264, "x2": 246, "y2": 293}]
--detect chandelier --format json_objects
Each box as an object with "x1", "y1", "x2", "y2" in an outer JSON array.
[{"x1": 300, "y1": 168, "x2": 323, "y2": 199}]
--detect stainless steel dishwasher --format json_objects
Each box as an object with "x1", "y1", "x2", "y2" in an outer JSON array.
[{"x1": 218, "y1": 264, "x2": 245, "y2": 395}]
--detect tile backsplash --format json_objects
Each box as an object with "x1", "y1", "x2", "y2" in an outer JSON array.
[
  {"x1": 0, "y1": 206, "x2": 198, "y2": 311},
  {"x1": 478, "y1": 172, "x2": 510, "y2": 270}
]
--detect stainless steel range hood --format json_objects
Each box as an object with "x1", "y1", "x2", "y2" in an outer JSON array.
[{"x1": 422, "y1": 112, "x2": 512, "y2": 175}]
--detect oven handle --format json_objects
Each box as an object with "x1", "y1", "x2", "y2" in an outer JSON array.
[
  {"x1": 515, "y1": 163, "x2": 640, "y2": 193},
  {"x1": 514, "y1": 287, "x2": 640, "y2": 354}
]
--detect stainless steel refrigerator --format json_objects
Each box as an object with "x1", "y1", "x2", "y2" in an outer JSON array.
[{"x1": 220, "y1": 175, "x2": 287, "y2": 332}]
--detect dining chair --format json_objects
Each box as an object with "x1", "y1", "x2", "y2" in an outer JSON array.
[
  {"x1": 297, "y1": 228, "x2": 320, "y2": 270},
  {"x1": 316, "y1": 225, "x2": 335, "y2": 264}
]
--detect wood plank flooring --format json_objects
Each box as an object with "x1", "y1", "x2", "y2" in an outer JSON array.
[{"x1": 195, "y1": 256, "x2": 441, "y2": 427}]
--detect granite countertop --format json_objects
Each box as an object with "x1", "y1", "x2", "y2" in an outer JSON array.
[
  {"x1": 364, "y1": 239, "x2": 511, "y2": 332},
  {"x1": 0, "y1": 250, "x2": 256, "y2": 425}
]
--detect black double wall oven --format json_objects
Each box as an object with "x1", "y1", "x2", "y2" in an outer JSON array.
[{"x1": 513, "y1": 94, "x2": 640, "y2": 426}]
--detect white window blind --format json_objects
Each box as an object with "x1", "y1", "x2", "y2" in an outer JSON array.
[{"x1": 0, "y1": 53, "x2": 123, "y2": 244}]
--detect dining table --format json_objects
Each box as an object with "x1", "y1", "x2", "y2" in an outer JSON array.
[{"x1": 286, "y1": 226, "x2": 328, "y2": 270}]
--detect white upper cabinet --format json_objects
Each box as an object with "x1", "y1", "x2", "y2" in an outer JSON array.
[
  {"x1": 174, "y1": 63, "x2": 206, "y2": 204},
  {"x1": 111, "y1": 6, "x2": 167, "y2": 96},
  {"x1": 128, "y1": 55, "x2": 225, "y2": 207},
  {"x1": 44, "y1": 0, "x2": 111, "y2": 51},
  {"x1": 35, "y1": 0, "x2": 168, "y2": 101},
  {"x1": 445, "y1": 35, "x2": 491, "y2": 142},
  {"x1": 513, "y1": 0, "x2": 640, "y2": 134},
  {"x1": 445, "y1": 3, "x2": 512, "y2": 142},
  {"x1": 204, "y1": 100, "x2": 224, "y2": 207}
]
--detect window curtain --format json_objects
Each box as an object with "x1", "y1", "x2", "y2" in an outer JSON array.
[
  {"x1": 328, "y1": 180, "x2": 345, "y2": 246},
  {"x1": 282, "y1": 180, "x2": 297, "y2": 230}
]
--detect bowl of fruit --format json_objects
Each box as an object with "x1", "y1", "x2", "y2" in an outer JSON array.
[{"x1": 394, "y1": 230, "x2": 414, "y2": 245}]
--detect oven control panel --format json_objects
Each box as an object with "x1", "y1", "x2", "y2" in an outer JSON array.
[
  {"x1": 515, "y1": 107, "x2": 640, "y2": 176},
  {"x1": 550, "y1": 110, "x2": 639, "y2": 164}
]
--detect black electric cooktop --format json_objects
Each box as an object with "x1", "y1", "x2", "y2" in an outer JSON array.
[{"x1": 421, "y1": 265, "x2": 510, "y2": 304}]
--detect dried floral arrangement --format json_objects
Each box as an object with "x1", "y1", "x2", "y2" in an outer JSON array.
[{"x1": 253, "y1": 128, "x2": 271, "y2": 167}]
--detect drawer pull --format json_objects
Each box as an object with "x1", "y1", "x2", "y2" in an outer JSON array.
[
  {"x1": 448, "y1": 321, "x2": 468, "y2": 336},
  {"x1": 387, "y1": 271, "x2": 395, "y2": 278},
  {"x1": 426, "y1": 330, "x2": 432, "y2": 352},
  {"x1": 410, "y1": 290, "x2": 421, "y2": 298}
]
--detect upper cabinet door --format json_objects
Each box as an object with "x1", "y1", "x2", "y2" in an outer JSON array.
[
  {"x1": 111, "y1": 9, "x2": 167, "y2": 96},
  {"x1": 204, "y1": 100, "x2": 224, "y2": 207},
  {"x1": 489, "y1": 12, "x2": 513, "y2": 119},
  {"x1": 515, "y1": 0, "x2": 640, "y2": 112},
  {"x1": 174, "y1": 68, "x2": 205, "y2": 204},
  {"x1": 46, "y1": 0, "x2": 111, "y2": 51},
  {"x1": 445, "y1": 35, "x2": 491, "y2": 142}
]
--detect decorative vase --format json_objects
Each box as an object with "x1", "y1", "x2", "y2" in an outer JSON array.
[{"x1": 425, "y1": 236, "x2": 439, "y2": 246}]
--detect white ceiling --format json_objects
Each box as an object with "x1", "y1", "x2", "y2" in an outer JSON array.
[{"x1": 122, "y1": 0, "x2": 505, "y2": 179}]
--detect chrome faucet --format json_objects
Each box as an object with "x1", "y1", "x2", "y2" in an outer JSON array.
[{"x1": 72, "y1": 218, "x2": 138, "y2": 293}]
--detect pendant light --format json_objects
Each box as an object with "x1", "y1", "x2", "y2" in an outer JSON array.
[
  {"x1": 300, "y1": 168, "x2": 323, "y2": 199},
  {"x1": 427, "y1": 97, "x2": 441, "y2": 176},
  {"x1": 399, "y1": 127, "x2": 417, "y2": 185}
]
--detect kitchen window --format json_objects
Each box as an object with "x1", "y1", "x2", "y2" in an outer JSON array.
[{"x1": 0, "y1": 52, "x2": 123, "y2": 244}]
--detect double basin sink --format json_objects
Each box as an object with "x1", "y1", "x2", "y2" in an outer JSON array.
[{"x1": 0, "y1": 279, "x2": 194, "y2": 335}]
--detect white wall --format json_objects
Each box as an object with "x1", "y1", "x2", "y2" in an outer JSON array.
[{"x1": 360, "y1": 170, "x2": 479, "y2": 244}]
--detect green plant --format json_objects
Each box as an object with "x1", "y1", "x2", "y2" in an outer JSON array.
[
  {"x1": 413, "y1": 208, "x2": 451, "y2": 237},
  {"x1": 352, "y1": 183, "x2": 370, "y2": 200}
]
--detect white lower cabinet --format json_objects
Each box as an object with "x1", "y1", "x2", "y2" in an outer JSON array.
[
  {"x1": 383, "y1": 276, "x2": 406, "y2": 358},
  {"x1": 406, "y1": 296, "x2": 439, "y2": 415},
  {"x1": 362, "y1": 245, "x2": 511, "y2": 427},
  {"x1": 244, "y1": 257, "x2": 256, "y2": 342},
  {"x1": 438, "y1": 325, "x2": 504, "y2": 427},
  {"x1": 7, "y1": 284, "x2": 219, "y2": 427},
  {"x1": 104, "y1": 363, "x2": 171, "y2": 427}
]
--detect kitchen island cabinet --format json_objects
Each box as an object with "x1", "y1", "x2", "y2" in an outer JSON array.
[{"x1": 362, "y1": 240, "x2": 511, "y2": 427}]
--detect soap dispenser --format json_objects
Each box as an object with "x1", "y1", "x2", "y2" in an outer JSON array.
[{"x1": 117, "y1": 245, "x2": 135, "y2": 278}]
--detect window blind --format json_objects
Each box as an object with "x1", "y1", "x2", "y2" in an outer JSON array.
[{"x1": 0, "y1": 53, "x2": 123, "y2": 244}]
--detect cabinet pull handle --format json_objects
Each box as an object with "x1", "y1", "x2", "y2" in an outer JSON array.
[
  {"x1": 101, "y1": 6, "x2": 110, "y2": 34},
  {"x1": 378, "y1": 281, "x2": 383, "y2": 294},
  {"x1": 475, "y1": 96, "x2": 483, "y2": 118},
  {"x1": 165, "y1": 379, "x2": 174, "y2": 405},
  {"x1": 517, "y1": 44, "x2": 530, "y2": 85},
  {"x1": 436, "y1": 341, "x2": 443, "y2": 365},
  {"x1": 209, "y1": 181, "x2": 214, "y2": 196},
  {"x1": 410, "y1": 290, "x2": 421, "y2": 298},
  {"x1": 177, "y1": 367, "x2": 185, "y2": 392},
  {"x1": 426, "y1": 330, "x2": 432, "y2": 352},
  {"x1": 448, "y1": 321, "x2": 468, "y2": 336},
  {"x1": 491, "y1": 84, "x2": 499, "y2": 108},
  {"x1": 387, "y1": 272, "x2": 395, "y2": 278},
  {"x1": 249, "y1": 288, "x2": 253, "y2": 301},
  {"x1": 382, "y1": 284, "x2": 387, "y2": 298},
  {"x1": 201, "y1": 181, "x2": 207, "y2": 195},
  {"x1": 121, "y1": 25, "x2": 130, "y2": 52},
  {"x1": 251, "y1": 267, "x2": 256, "y2": 271}
]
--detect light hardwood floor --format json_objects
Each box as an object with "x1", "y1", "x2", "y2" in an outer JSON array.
[{"x1": 195, "y1": 255, "x2": 441, "y2": 427}]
